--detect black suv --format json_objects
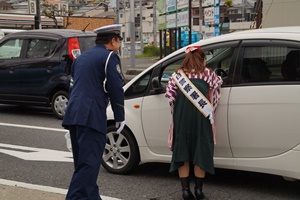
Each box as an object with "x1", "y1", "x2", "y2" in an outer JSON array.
[{"x1": 0, "y1": 29, "x2": 96, "y2": 119}]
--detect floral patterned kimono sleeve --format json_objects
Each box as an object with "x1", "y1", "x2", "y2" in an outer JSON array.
[
  {"x1": 165, "y1": 77, "x2": 178, "y2": 113},
  {"x1": 208, "y1": 70, "x2": 223, "y2": 109}
]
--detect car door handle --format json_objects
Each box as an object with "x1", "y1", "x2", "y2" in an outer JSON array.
[
  {"x1": 47, "y1": 66, "x2": 53, "y2": 73},
  {"x1": 9, "y1": 67, "x2": 14, "y2": 74}
]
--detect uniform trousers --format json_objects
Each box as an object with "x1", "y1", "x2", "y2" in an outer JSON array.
[{"x1": 66, "y1": 125, "x2": 106, "y2": 200}]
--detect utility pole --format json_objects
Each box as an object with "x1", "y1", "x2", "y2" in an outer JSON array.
[
  {"x1": 116, "y1": 0, "x2": 119, "y2": 24},
  {"x1": 242, "y1": 0, "x2": 245, "y2": 22},
  {"x1": 34, "y1": 0, "x2": 41, "y2": 29},
  {"x1": 188, "y1": 0, "x2": 192, "y2": 44},
  {"x1": 140, "y1": 0, "x2": 144, "y2": 52},
  {"x1": 199, "y1": 0, "x2": 202, "y2": 36},
  {"x1": 256, "y1": 0, "x2": 262, "y2": 28},
  {"x1": 130, "y1": 0, "x2": 135, "y2": 68},
  {"x1": 153, "y1": 0, "x2": 157, "y2": 46}
]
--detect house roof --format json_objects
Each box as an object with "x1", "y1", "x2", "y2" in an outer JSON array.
[{"x1": 94, "y1": 11, "x2": 115, "y2": 18}]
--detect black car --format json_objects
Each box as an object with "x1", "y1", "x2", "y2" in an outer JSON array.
[{"x1": 0, "y1": 29, "x2": 96, "y2": 119}]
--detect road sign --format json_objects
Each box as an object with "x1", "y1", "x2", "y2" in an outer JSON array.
[
  {"x1": 177, "y1": 10, "x2": 189, "y2": 27},
  {"x1": 204, "y1": 6, "x2": 220, "y2": 25}
]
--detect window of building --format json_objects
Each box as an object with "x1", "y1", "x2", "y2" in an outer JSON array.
[{"x1": 193, "y1": 18, "x2": 200, "y2": 25}]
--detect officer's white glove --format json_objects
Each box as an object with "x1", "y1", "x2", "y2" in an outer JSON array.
[
  {"x1": 115, "y1": 121, "x2": 125, "y2": 134},
  {"x1": 64, "y1": 131, "x2": 72, "y2": 152}
]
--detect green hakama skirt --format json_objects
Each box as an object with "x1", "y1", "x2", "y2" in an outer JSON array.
[{"x1": 170, "y1": 79, "x2": 215, "y2": 174}]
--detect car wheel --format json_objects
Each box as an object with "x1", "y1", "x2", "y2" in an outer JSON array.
[
  {"x1": 102, "y1": 125, "x2": 140, "y2": 175},
  {"x1": 51, "y1": 91, "x2": 69, "y2": 119}
]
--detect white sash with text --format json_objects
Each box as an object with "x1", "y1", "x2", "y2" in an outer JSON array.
[{"x1": 172, "y1": 70, "x2": 214, "y2": 124}]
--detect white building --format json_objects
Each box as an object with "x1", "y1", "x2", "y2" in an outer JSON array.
[{"x1": 118, "y1": 4, "x2": 157, "y2": 45}]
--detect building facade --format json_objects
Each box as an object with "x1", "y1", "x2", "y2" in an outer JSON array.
[{"x1": 262, "y1": 0, "x2": 300, "y2": 28}]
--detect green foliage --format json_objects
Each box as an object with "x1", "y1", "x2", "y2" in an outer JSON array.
[
  {"x1": 225, "y1": 0, "x2": 233, "y2": 7},
  {"x1": 142, "y1": 45, "x2": 160, "y2": 57}
]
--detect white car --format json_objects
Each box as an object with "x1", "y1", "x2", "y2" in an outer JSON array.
[{"x1": 104, "y1": 26, "x2": 300, "y2": 180}]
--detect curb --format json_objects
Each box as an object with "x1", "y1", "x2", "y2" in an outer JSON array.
[
  {"x1": 125, "y1": 68, "x2": 145, "y2": 75},
  {"x1": 124, "y1": 68, "x2": 145, "y2": 82},
  {"x1": 0, "y1": 179, "x2": 122, "y2": 200}
]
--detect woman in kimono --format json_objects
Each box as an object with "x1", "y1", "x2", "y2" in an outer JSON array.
[{"x1": 165, "y1": 46, "x2": 223, "y2": 200}]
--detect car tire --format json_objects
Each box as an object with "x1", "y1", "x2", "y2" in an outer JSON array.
[
  {"x1": 102, "y1": 125, "x2": 140, "y2": 175},
  {"x1": 51, "y1": 91, "x2": 69, "y2": 119}
]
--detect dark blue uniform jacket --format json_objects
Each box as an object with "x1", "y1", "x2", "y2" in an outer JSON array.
[{"x1": 62, "y1": 44, "x2": 124, "y2": 134}]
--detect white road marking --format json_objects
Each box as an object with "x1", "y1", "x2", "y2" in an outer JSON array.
[
  {"x1": 0, "y1": 179, "x2": 122, "y2": 200},
  {"x1": 0, "y1": 122, "x2": 66, "y2": 132},
  {"x1": 0, "y1": 143, "x2": 73, "y2": 162},
  {"x1": 0, "y1": 122, "x2": 72, "y2": 161},
  {"x1": 0, "y1": 123, "x2": 122, "y2": 200}
]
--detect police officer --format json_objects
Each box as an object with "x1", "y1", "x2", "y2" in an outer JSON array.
[{"x1": 62, "y1": 24, "x2": 125, "y2": 200}]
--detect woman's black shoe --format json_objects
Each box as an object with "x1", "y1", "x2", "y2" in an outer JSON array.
[
  {"x1": 194, "y1": 177, "x2": 205, "y2": 200},
  {"x1": 194, "y1": 187, "x2": 205, "y2": 200},
  {"x1": 182, "y1": 189, "x2": 196, "y2": 200},
  {"x1": 180, "y1": 177, "x2": 195, "y2": 200}
]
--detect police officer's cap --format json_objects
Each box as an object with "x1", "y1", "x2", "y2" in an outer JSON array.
[{"x1": 93, "y1": 24, "x2": 123, "y2": 40}]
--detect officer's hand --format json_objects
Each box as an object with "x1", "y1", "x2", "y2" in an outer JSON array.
[{"x1": 115, "y1": 121, "x2": 125, "y2": 134}]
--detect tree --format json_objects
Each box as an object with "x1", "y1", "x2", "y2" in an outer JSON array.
[
  {"x1": 41, "y1": 1, "x2": 74, "y2": 29},
  {"x1": 220, "y1": 0, "x2": 232, "y2": 33},
  {"x1": 224, "y1": 0, "x2": 233, "y2": 7}
]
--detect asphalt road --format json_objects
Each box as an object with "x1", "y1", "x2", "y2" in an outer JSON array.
[{"x1": 0, "y1": 87, "x2": 300, "y2": 199}]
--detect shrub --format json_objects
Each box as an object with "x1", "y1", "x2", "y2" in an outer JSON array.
[{"x1": 143, "y1": 45, "x2": 160, "y2": 57}]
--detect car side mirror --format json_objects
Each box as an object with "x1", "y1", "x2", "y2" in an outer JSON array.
[{"x1": 152, "y1": 77, "x2": 164, "y2": 93}]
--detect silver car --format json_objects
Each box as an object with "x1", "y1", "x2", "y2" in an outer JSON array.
[{"x1": 104, "y1": 26, "x2": 300, "y2": 181}]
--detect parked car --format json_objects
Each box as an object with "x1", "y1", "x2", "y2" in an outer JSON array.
[
  {"x1": 104, "y1": 26, "x2": 300, "y2": 181},
  {"x1": 0, "y1": 29, "x2": 96, "y2": 118},
  {"x1": 0, "y1": 30, "x2": 3, "y2": 40},
  {"x1": 0, "y1": 29, "x2": 25, "y2": 39}
]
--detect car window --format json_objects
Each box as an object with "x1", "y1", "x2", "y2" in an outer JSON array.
[
  {"x1": 124, "y1": 70, "x2": 152, "y2": 98},
  {"x1": 160, "y1": 59, "x2": 184, "y2": 88},
  {"x1": 206, "y1": 47, "x2": 233, "y2": 71},
  {"x1": 0, "y1": 38, "x2": 23, "y2": 59},
  {"x1": 205, "y1": 46, "x2": 235, "y2": 86},
  {"x1": 240, "y1": 46, "x2": 300, "y2": 83},
  {"x1": 26, "y1": 39, "x2": 57, "y2": 58},
  {"x1": 160, "y1": 46, "x2": 235, "y2": 88},
  {"x1": 79, "y1": 37, "x2": 96, "y2": 52}
]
